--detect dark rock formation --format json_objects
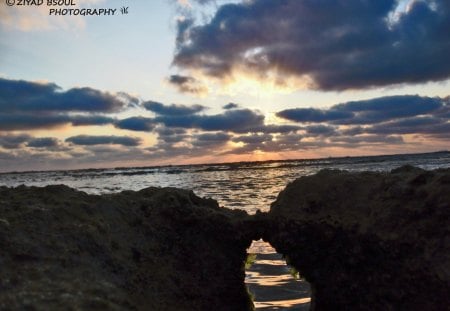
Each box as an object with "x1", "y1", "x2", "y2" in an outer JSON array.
[
  {"x1": 0, "y1": 185, "x2": 255, "y2": 311},
  {"x1": 265, "y1": 166, "x2": 450, "y2": 310},
  {"x1": 1, "y1": 166, "x2": 449, "y2": 310}
]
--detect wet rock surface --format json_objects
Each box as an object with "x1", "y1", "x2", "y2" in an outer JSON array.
[
  {"x1": 265, "y1": 166, "x2": 450, "y2": 310},
  {"x1": 0, "y1": 185, "x2": 255, "y2": 311}
]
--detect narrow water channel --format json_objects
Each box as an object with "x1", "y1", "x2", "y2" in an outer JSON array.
[{"x1": 246, "y1": 240, "x2": 311, "y2": 310}]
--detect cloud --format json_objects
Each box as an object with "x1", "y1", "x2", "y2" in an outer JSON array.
[
  {"x1": 168, "y1": 74, "x2": 208, "y2": 95},
  {"x1": 223, "y1": 133, "x2": 303, "y2": 155},
  {"x1": 332, "y1": 95, "x2": 444, "y2": 124},
  {"x1": 155, "y1": 127, "x2": 187, "y2": 136},
  {"x1": 154, "y1": 126, "x2": 188, "y2": 143},
  {"x1": 173, "y1": 0, "x2": 450, "y2": 90},
  {"x1": 245, "y1": 124, "x2": 301, "y2": 134},
  {"x1": 191, "y1": 132, "x2": 231, "y2": 147},
  {"x1": 155, "y1": 108, "x2": 264, "y2": 132},
  {"x1": 0, "y1": 134, "x2": 31, "y2": 149},
  {"x1": 0, "y1": 78, "x2": 131, "y2": 113},
  {"x1": 115, "y1": 117, "x2": 156, "y2": 132},
  {"x1": 275, "y1": 94, "x2": 450, "y2": 143},
  {"x1": 27, "y1": 137, "x2": 60, "y2": 148},
  {"x1": 223, "y1": 103, "x2": 239, "y2": 110},
  {"x1": 0, "y1": 113, "x2": 115, "y2": 131},
  {"x1": 305, "y1": 125, "x2": 337, "y2": 136},
  {"x1": 0, "y1": 78, "x2": 134, "y2": 131},
  {"x1": 69, "y1": 115, "x2": 116, "y2": 126},
  {"x1": 66, "y1": 135, "x2": 141, "y2": 147},
  {"x1": 277, "y1": 108, "x2": 353, "y2": 123},
  {"x1": 190, "y1": 0, "x2": 215, "y2": 5},
  {"x1": 329, "y1": 135, "x2": 404, "y2": 145},
  {"x1": 232, "y1": 133, "x2": 273, "y2": 144},
  {"x1": 0, "y1": 134, "x2": 62, "y2": 150},
  {"x1": 277, "y1": 95, "x2": 445, "y2": 124},
  {"x1": 143, "y1": 100, "x2": 206, "y2": 115},
  {"x1": 366, "y1": 117, "x2": 450, "y2": 137},
  {"x1": 0, "y1": 114, "x2": 66, "y2": 131}
]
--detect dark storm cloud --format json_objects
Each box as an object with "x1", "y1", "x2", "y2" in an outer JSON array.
[
  {"x1": 115, "y1": 117, "x2": 156, "y2": 132},
  {"x1": 277, "y1": 95, "x2": 446, "y2": 124},
  {"x1": 26, "y1": 137, "x2": 60, "y2": 148},
  {"x1": 143, "y1": 100, "x2": 206, "y2": 115},
  {"x1": 0, "y1": 78, "x2": 131, "y2": 113},
  {"x1": 155, "y1": 108, "x2": 265, "y2": 132},
  {"x1": 66, "y1": 135, "x2": 141, "y2": 147},
  {"x1": 168, "y1": 74, "x2": 208, "y2": 95},
  {"x1": 173, "y1": 0, "x2": 450, "y2": 90}
]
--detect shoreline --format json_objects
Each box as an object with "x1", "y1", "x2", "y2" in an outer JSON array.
[{"x1": 0, "y1": 150, "x2": 448, "y2": 175}]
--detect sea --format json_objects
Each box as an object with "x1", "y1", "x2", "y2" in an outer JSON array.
[
  {"x1": 1, "y1": 151, "x2": 449, "y2": 214},
  {"x1": 1, "y1": 151, "x2": 449, "y2": 310}
]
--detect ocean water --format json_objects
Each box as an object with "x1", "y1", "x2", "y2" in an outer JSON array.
[{"x1": 1, "y1": 152, "x2": 449, "y2": 214}]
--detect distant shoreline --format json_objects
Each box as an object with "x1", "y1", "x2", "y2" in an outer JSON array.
[{"x1": 1, "y1": 150, "x2": 448, "y2": 175}]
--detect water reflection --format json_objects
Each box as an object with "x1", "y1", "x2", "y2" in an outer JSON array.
[
  {"x1": 247, "y1": 240, "x2": 311, "y2": 310},
  {"x1": 2, "y1": 153, "x2": 449, "y2": 215}
]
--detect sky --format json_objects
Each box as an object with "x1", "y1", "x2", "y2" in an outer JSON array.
[{"x1": 0, "y1": 0, "x2": 449, "y2": 172}]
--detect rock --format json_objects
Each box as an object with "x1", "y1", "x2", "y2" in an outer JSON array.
[
  {"x1": 0, "y1": 185, "x2": 255, "y2": 311},
  {"x1": 1, "y1": 166, "x2": 449, "y2": 310},
  {"x1": 265, "y1": 166, "x2": 450, "y2": 310}
]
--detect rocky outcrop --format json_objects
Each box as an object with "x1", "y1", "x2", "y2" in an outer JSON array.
[
  {"x1": 1, "y1": 166, "x2": 449, "y2": 310},
  {"x1": 0, "y1": 185, "x2": 256, "y2": 311},
  {"x1": 265, "y1": 166, "x2": 450, "y2": 310}
]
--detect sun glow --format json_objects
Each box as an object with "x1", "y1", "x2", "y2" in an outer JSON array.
[{"x1": 187, "y1": 67, "x2": 314, "y2": 99}]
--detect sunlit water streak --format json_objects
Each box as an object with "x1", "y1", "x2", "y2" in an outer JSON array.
[{"x1": 1, "y1": 152, "x2": 449, "y2": 309}]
